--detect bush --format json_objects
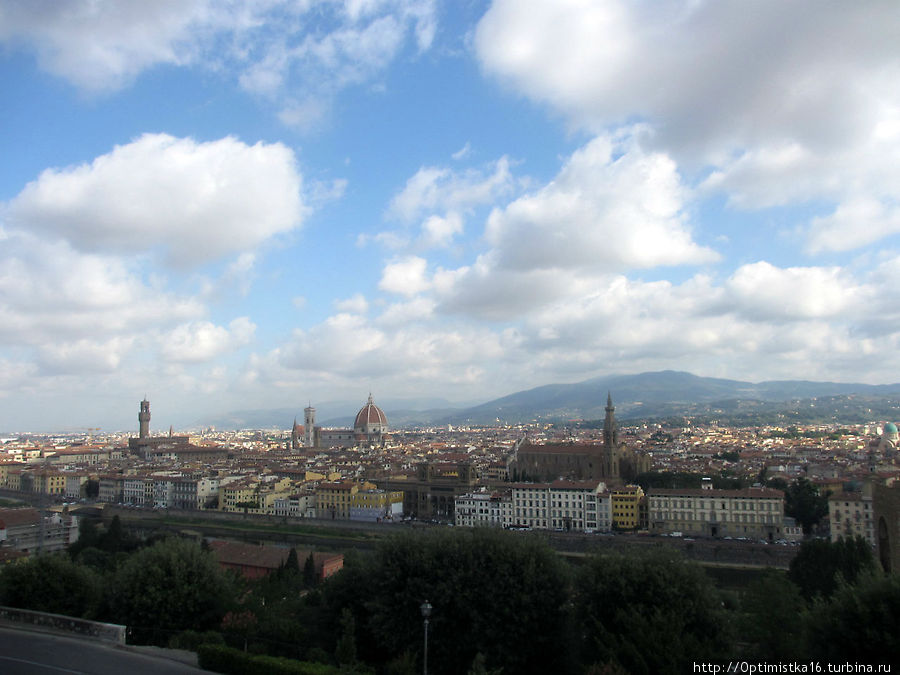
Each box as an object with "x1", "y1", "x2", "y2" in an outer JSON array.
[
  {"x1": 197, "y1": 644, "x2": 343, "y2": 675},
  {"x1": 169, "y1": 629, "x2": 226, "y2": 651}
]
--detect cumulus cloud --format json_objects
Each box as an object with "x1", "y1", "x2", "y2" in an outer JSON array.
[
  {"x1": 484, "y1": 135, "x2": 716, "y2": 271},
  {"x1": 475, "y1": 0, "x2": 900, "y2": 253},
  {"x1": 8, "y1": 133, "x2": 305, "y2": 268},
  {"x1": 0, "y1": 231, "x2": 202, "y2": 345},
  {"x1": 160, "y1": 317, "x2": 255, "y2": 364},
  {"x1": 432, "y1": 135, "x2": 717, "y2": 319},
  {"x1": 475, "y1": 0, "x2": 900, "y2": 161},
  {"x1": 379, "y1": 256, "x2": 430, "y2": 296},
  {"x1": 0, "y1": 1, "x2": 437, "y2": 128},
  {"x1": 0, "y1": 0, "x2": 213, "y2": 92}
]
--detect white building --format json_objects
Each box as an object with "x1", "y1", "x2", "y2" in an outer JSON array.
[
  {"x1": 455, "y1": 480, "x2": 610, "y2": 533},
  {"x1": 647, "y1": 486, "x2": 785, "y2": 540}
]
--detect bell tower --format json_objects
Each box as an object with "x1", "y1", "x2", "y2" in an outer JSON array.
[
  {"x1": 139, "y1": 398, "x2": 151, "y2": 439},
  {"x1": 304, "y1": 404, "x2": 316, "y2": 448}
]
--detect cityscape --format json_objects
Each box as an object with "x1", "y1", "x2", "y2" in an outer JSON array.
[{"x1": 2, "y1": 1, "x2": 900, "y2": 673}]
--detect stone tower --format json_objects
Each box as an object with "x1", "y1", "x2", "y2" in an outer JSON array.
[
  {"x1": 304, "y1": 404, "x2": 316, "y2": 448},
  {"x1": 602, "y1": 392, "x2": 619, "y2": 478},
  {"x1": 139, "y1": 398, "x2": 151, "y2": 439}
]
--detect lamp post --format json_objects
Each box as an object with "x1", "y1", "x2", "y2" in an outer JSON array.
[{"x1": 420, "y1": 600, "x2": 432, "y2": 675}]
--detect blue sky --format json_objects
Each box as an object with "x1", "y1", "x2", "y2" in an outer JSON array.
[{"x1": 2, "y1": 1, "x2": 900, "y2": 432}]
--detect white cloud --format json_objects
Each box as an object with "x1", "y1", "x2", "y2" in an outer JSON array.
[
  {"x1": 483, "y1": 135, "x2": 717, "y2": 272},
  {"x1": 0, "y1": 1, "x2": 437, "y2": 127},
  {"x1": 379, "y1": 256, "x2": 430, "y2": 296},
  {"x1": 0, "y1": 231, "x2": 202, "y2": 346},
  {"x1": 8, "y1": 133, "x2": 305, "y2": 268},
  {"x1": 388, "y1": 156, "x2": 514, "y2": 223},
  {"x1": 334, "y1": 293, "x2": 369, "y2": 314},
  {"x1": 432, "y1": 135, "x2": 717, "y2": 319},
  {"x1": 160, "y1": 317, "x2": 255, "y2": 364},
  {"x1": 475, "y1": 0, "x2": 900, "y2": 255},
  {"x1": 420, "y1": 212, "x2": 463, "y2": 249},
  {"x1": 0, "y1": 0, "x2": 214, "y2": 92},
  {"x1": 723, "y1": 262, "x2": 868, "y2": 322},
  {"x1": 475, "y1": 0, "x2": 900, "y2": 163},
  {"x1": 37, "y1": 337, "x2": 134, "y2": 376},
  {"x1": 806, "y1": 197, "x2": 900, "y2": 255}
]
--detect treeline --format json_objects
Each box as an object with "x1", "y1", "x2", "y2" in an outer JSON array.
[{"x1": 0, "y1": 519, "x2": 897, "y2": 674}]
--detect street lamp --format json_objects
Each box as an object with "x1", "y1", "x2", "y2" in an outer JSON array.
[{"x1": 420, "y1": 600, "x2": 432, "y2": 675}]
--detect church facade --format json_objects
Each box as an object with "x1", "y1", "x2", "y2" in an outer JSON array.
[{"x1": 512, "y1": 394, "x2": 649, "y2": 484}]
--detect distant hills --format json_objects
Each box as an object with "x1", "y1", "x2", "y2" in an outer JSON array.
[{"x1": 203, "y1": 371, "x2": 900, "y2": 430}]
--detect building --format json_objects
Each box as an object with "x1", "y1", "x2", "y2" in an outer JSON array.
[
  {"x1": 207, "y1": 541, "x2": 343, "y2": 581},
  {"x1": 512, "y1": 394, "x2": 649, "y2": 483},
  {"x1": 380, "y1": 462, "x2": 478, "y2": 521},
  {"x1": 455, "y1": 480, "x2": 610, "y2": 533},
  {"x1": 873, "y1": 479, "x2": 900, "y2": 573},
  {"x1": 0, "y1": 508, "x2": 79, "y2": 555},
  {"x1": 302, "y1": 394, "x2": 390, "y2": 449},
  {"x1": 610, "y1": 485, "x2": 644, "y2": 531},
  {"x1": 647, "y1": 486, "x2": 786, "y2": 540},
  {"x1": 829, "y1": 485, "x2": 875, "y2": 547},
  {"x1": 350, "y1": 488, "x2": 404, "y2": 522}
]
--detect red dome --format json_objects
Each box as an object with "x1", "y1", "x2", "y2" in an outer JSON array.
[{"x1": 354, "y1": 393, "x2": 387, "y2": 431}]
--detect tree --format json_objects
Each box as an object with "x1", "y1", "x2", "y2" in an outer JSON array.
[
  {"x1": 108, "y1": 537, "x2": 234, "y2": 644},
  {"x1": 574, "y1": 549, "x2": 732, "y2": 675},
  {"x1": 335, "y1": 608, "x2": 357, "y2": 667},
  {"x1": 739, "y1": 569, "x2": 805, "y2": 660},
  {"x1": 788, "y1": 536, "x2": 877, "y2": 600},
  {"x1": 303, "y1": 552, "x2": 317, "y2": 587},
  {"x1": 785, "y1": 478, "x2": 828, "y2": 534},
  {"x1": 0, "y1": 553, "x2": 102, "y2": 619},
  {"x1": 803, "y1": 571, "x2": 900, "y2": 662},
  {"x1": 317, "y1": 528, "x2": 573, "y2": 675}
]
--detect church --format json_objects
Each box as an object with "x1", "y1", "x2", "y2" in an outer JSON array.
[
  {"x1": 511, "y1": 394, "x2": 649, "y2": 484},
  {"x1": 291, "y1": 394, "x2": 389, "y2": 449}
]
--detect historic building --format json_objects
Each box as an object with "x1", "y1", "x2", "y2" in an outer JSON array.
[
  {"x1": 454, "y1": 480, "x2": 612, "y2": 533},
  {"x1": 646, "y1": 485, "x2": 787, "y2": 540},
  {"x1": 511, "y1": 394, "x2": 649, "y2": 484},
  {"x1": 299, "y1": 394, "x2": 390, "y2": 449}
]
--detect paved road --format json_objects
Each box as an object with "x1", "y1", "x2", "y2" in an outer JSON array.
[{"x1": 0, "y1": 627, "x2": 206, "y2": 674}]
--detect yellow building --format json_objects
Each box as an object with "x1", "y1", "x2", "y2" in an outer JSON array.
[
  {"x1": 316, "y1": 481, "x2": 358, "y2": 519},
  {"x1": 351, "y1": 489, "x2": 404, "y2": 522},
  {"x1": 33, "y1": 470, "x2": 67, "y2": 496},
  {"x1": 611, "y1": 485, "x2": 644, "y2": 531}
]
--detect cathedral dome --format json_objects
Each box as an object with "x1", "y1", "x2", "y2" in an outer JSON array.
[
  {"x1": 354, "y1": 393, "x2": 388, "y2": 433},
  {"x1": 886, "y1": 422, "x2": 898, "y2": 434}
]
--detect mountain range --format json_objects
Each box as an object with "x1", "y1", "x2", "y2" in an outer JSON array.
[{"x1": 202, "y1": 371, "x2": 900, "y2": 430}]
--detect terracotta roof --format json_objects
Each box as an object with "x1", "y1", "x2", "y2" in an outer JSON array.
[
  {"x1": 647, "y1": 487, "x2": 784, "y2": 499},
  {"x1": 0, "y1": 508, "x2": 40, "y2": 527}
]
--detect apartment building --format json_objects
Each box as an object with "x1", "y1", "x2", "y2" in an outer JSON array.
[
  {"x1": 455, "y1": 480, "x2": 610, "y2": 533},
  {"x1": 829, "y1": 487, "x2": 875, "y2": 547},
  {"x1": 647, "y1": 486, "x2": 785, "y2": 540}
]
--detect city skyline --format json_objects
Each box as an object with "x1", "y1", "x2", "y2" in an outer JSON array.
[{"x1": 2, "y1": 2, "x2": 900, "y2": 431}]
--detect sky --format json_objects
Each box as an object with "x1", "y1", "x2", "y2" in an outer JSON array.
[{"x1": 2, "y1": 0, "x2": 900, "y2": 432}]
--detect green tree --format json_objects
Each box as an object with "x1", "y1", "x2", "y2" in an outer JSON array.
[
  {"x1": 788, "y1": 536, "x2": 877, "y2": 600},
  {"x1": 335, "y1": 608, "x2": 357, "y2": 667},
  {"x1": 318, "y1": 528, "x2": 573, "y2": 675},
  {"x1": 107, "y1": 537, "x2": 233, "y2": 644},
  {"x1": 303, "y1": 552, "x2": 317, "y2": 587},
  {"x1": 803, "y1": 571, "x2": 900, "y2": 661},
  {"x1": 574, "y1": 549, "x2": 731, "y2": 675},
  {"x1": 0, "y1": 553, "x2": 102, "y2": 619},
  {"x1": 785, "y1": 478, "x2": 829, "y2": 534},
  {"x1": 739, "y1": 569, "x2": 805, "y2": 660}
]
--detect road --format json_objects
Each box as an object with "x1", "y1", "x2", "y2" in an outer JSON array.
[{"x1": 0, "y1": 627, "x2": 206, "y2": 674}]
